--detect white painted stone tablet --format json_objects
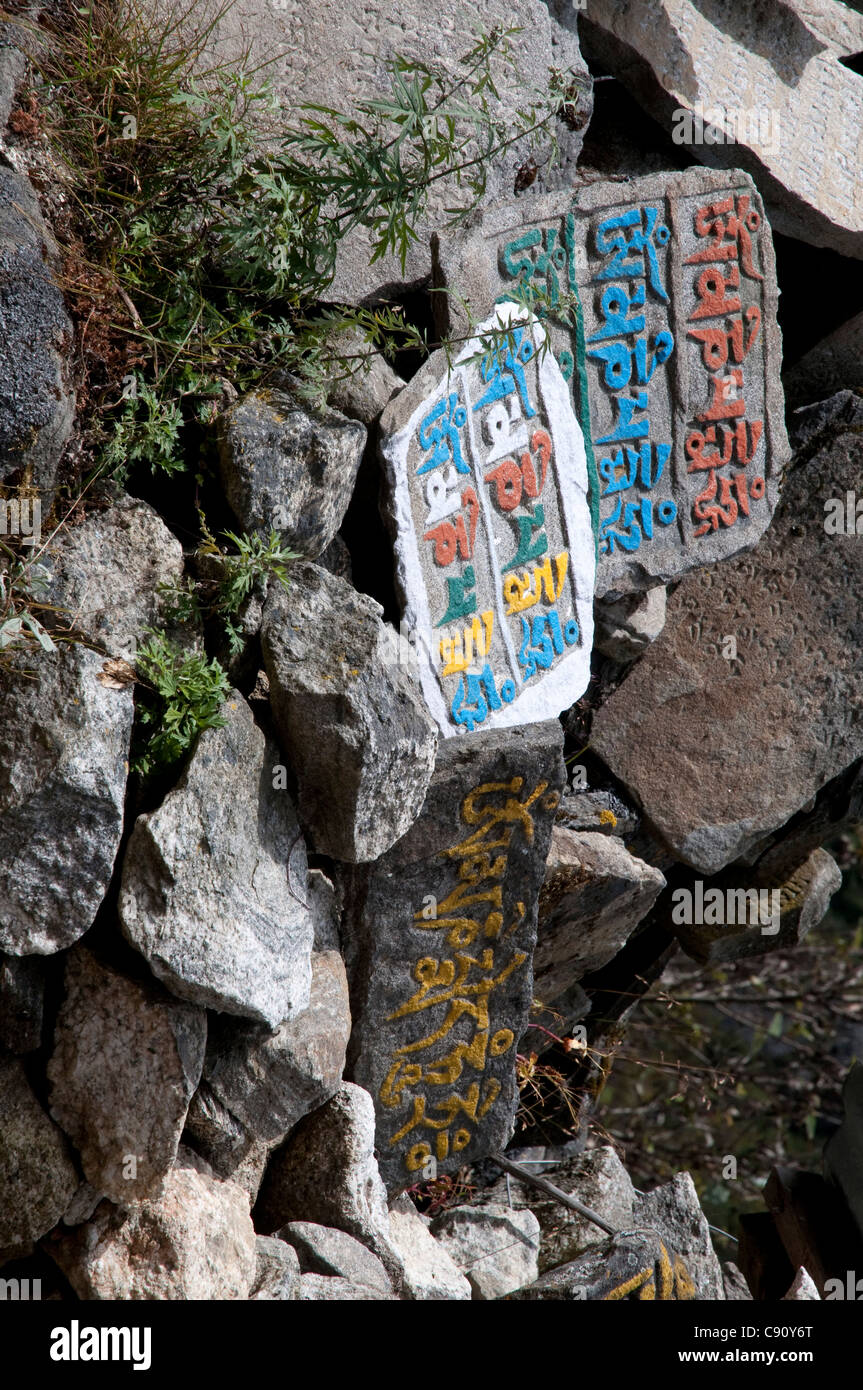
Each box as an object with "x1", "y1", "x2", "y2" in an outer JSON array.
[{"x1": 379, "y1": 303, "x2": 595, "y2": 737}]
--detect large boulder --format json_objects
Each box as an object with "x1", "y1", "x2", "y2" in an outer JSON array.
[
  {"x1": 261, "y1": 562, "x2": 437, "y2": 862},
  {"x1": 151, "y1": 0, "x2": 592, "y2": 301},
  {"x1": 433, "y1": 167, "x2": 790, "y2": 598},
  {"x1": 340, "y1": 721, "x2": 565, "y2": 1190},
  {"x1": 119, "y1": 694, "x2": 317, "y2": 1028},
  {"x1": 580, "y1": 0, "x2": 863, "y2": 258},
  {"x1": 50, "y1": 1152, "x2": 257, "y2": 1300},
  {"x1": 184, "y1": 950, "x2": 351, "y2": 1184},
  {"x1": 217, "y1": 388, "x2": 366, "y2": 557},
  {"x1": 0, "y1": 1056, "x2": 79, "y2": 1253},
  {"x1": 0, "y1": 165, "x2": 74, "y2": 496},
  {"x1": 47, "y1": 947, "x2": 207, "y2": 1205},
  {"x1": 0, "y1": 643, "x2": 134, "y2": 956},
  {"x1": 0, "y1": 500, "x2": 184, "y2": 956},
  {"x1": 378, "y1": 303, "x2": 596, "y2": 735},
  {"x1": 591, "y1": 392, "x2": 863, "y2": 874}
]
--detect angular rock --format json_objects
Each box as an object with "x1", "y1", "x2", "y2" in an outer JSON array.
[
  {"x1": 386, "y1": 1204, "x2": 471, "y2": 1301},
  {"x1": 254, "y1": 1083, "x2": 392, "y2": 1256},
  {"x1": 184, "y1": 951, "x2": 350, "y2": 1182},
  {"x1": 119, "y1": 693, "x2": 314, "y2": 1027},
  {"x1": 672, "y1": 849, "x2": 842, "y2": 965},
  {"x1": 0, "y1": 165, "x2": 74, "y2": 496},
  {"x1": 261, "y1": 562, "x2": 437, "y2": 862},
  {"x1": 183, "y1": 1097, "x2": 271, "y2": 1203},
  {"x1": 591, "y1": 392, "x2": 863, "y2": 873},
  {"x1": 485, "y1": 1145, "x2": 636, "y2": 1273},
  {"x1": 378, "y1": 302, "x2": 595, "y2": 735},
  {"x1": 430, "y1": 1202, "x2": 540, "y2": 1299},
  {"x1": 51, "y1": 1154, "x2": 257, "y2": 1300},
  {"x1": 298, "y1": 1273, "x2": 393, "y2": 1300},
  {"x1": 0, "y1": 500, "x2": 184, "y2": 957},
  {"x1": 723, "y1": 1261, "x2": 753, "y2": 1301},
  {"x1": 47, "y1": 947, "x2": 207, "y2": 1205},
  {"x1": 634, "y1": 1172, "x2": 724, "y2": 1300},
  {"x1": 535, "y1": 830, "x2": 665, "y2": 1004},
  {"x1": 279, "y1": 1221, "x2": 393, "y2": 1294},
  {"x1": 0, "y1": 1056, "x2": 78, "y2": 1249},
  {"x1": 511, "y1": 1230, "x2": 696, "y2": 1299},
  {"x1": 433, "y1": 168, "x2": 789, "y2": 597},
  {"x1": 308, "y1": 871, "x2": 342, "y2": 952},
  {"x1": 555, "y1": 787, "x2": 640, "y2": 840},
  {"x1": 249, "y1": 1236, "x2": 301, "y2": 1300},
  {"x1": 46, "y1": 496, "x2": 185, "y2": 659},
  {"x1": 580, "y1": 0, "x2": 863, "y2": 259},
  {"x1": 783, "y1": 1266, "x2": 820, "y2": 1300},
  {"x1": 0, "y1": 644, "x2": 133, "y2": 956},
  {"x1": 341, "y1": 721, "x2": 565, "y2": 1190},
  {"x1": 217, "y1": 388, "x2": 366, "y2": 557},
  {"x1": 0, "y1": 953, "x2": 45, "y2": 1053},
  {"x1": 326, "y1": 330, "x2": 405, "y2": 425},
  {"x1": 160, "y1": 0, "x2": 591, "y2": 301},
  {"x1": 594, "y1": 585, "x2": 667, "y2": 662}
]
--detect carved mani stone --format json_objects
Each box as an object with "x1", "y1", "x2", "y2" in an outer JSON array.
[
  {"x1": 433, "y1": 167, "x2": 790, "y2": 598},
  {"x1": 340, "y1": 721, "x2": 565, "y2": 1192},
  {"x1": 591, "y1": 391, "x2": 863, "y2": 875},
  {"x1": 379, "y1": 303, "x2": 595, "y2": 738}
]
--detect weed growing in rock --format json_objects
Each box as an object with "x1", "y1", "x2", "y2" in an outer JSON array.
[
  {"x1": 0, "y1": 542, "x2": 57, "y2": 665},
  {"x1": 30, "y1": 0, "x2": 568, "y2": 480},
  {"x1": 131, "y1": 629, "x2": 231, "y2": 775},
  {"x1": 160, "y1": 518, "x2": 301, "y2": 654}
]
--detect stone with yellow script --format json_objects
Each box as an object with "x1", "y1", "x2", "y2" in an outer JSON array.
[
  {"x1": 510, "y1": 1230, "x2": 696, "y2": 1300},
  {"x1": 339, "y1": 719, "x2": 565, "y2": 1191}
]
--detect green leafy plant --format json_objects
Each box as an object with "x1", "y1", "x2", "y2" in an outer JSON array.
[
  {"x1": 159, "y1": 517, "x2": 300, "y2": 654},
  {"x1": 31, "y1": 0, "x2": 569, "y2": 474},
  {"x1": 132, "y1": 629, "x2": 231, "y2": 775},
  {"x1": 0, "y1": 543, "x2": 57, "y2": 665}
]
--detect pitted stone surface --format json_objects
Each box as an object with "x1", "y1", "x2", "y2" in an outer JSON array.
[
  {"x1": 0, "y1": 165, "x2": 75, "y2": 496},
  {"x1": 119, "y1": 694, "x2": 315, "y2": 1028},
  {"x1": 379, "y1": 303, "x2": 595, "y2": 736},
  {"x1": 47, "y1": 948, "x2": 206, "y2": 1205},
  {"x1": 217, "y1": 389, "x2": 366, "y2": 558},
  {"x1": 591, "y1": 391, "x2": 863, "y2": 874}
]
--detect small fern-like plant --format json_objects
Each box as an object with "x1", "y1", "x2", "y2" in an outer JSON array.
[{"x1": 132, "y1": 630, "x2": 231, "y2": 776}]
